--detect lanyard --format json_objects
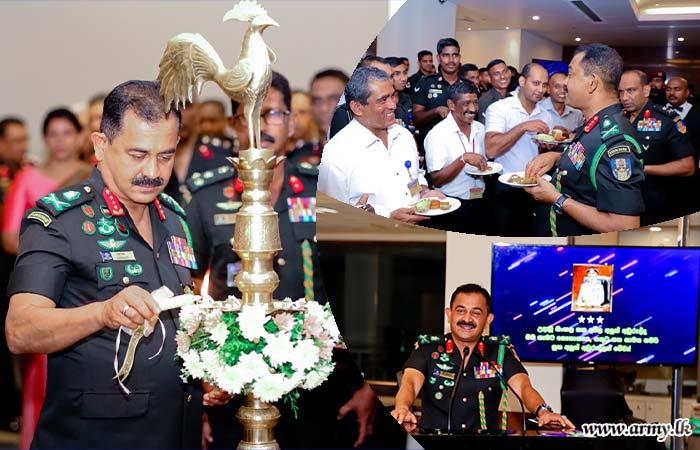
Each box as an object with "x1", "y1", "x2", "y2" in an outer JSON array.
[{"x1": 456, "y1": 130, "x2": 475, "y2": 153}]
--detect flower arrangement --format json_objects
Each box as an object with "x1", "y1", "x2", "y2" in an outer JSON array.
[{"x1": 176, "y1": 297, "x2": 339, "y2": 410}]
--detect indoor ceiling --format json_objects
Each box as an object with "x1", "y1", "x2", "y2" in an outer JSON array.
[{"x1": 453, "y1": 0, "x2": 700, "y2": 48}]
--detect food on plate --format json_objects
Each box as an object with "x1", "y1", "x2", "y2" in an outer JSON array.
[
  {"x1": 440, "y1": 200, "x2": 451, "y2": 210},
  {"x1": 508, "y1": 174, "x2": 537, "y2": 185},
  {"x1": 535, "y1": 133, "x2": 555, "y2": 142},
  {"x1": 429, "y1": 199, "x2": 441, "y2": 209},
  {"x1": 551, "y1": 127, "x2": 570, "y2": 141},
  {"x1": 414, "y1": 198, "x2": 430, "y2": 213}
]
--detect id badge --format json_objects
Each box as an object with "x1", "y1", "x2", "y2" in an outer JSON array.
[
  {"x1": 469, "y1": 187, "x2": 484, "y2": 200},
  {"x1": 407, "y1": 178, "x2": 422, "y2": 196}
]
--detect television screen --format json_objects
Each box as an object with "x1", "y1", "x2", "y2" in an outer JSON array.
[
  {"x1": 490, "y1": 244, "x2": 700, "y2": 365},
  {"x1": 532, "y1": 58, "x2": 569, "y2": 76}
]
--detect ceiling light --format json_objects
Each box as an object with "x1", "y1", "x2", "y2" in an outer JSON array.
[
  {"x1": 678, "y1": 37, "x2": 685, "y2": 42},
  {"x1": 532, "y1": 15, "x2": 540, "y2": 21},
  {"x1": 676, "y1": 50, "x2": 680, "y2": 54},
  {"x1": 468, "y1": 27, "x2": 472, "y2": 31},
  {"x1": 650, "y1": 226, "x2": 662, "y2": 232},
  {"x1": 645, "y1": 6, "x2": 700, "y2": 15},
  {"x1": 575, "y1": 37, "x2": 582, "y2": 42},
  {"x1": 505, "y1": 26, "x2": 510, "y2": 30}
]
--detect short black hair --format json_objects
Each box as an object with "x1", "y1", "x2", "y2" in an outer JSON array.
[
  {"x1": 479, "y1": 67, "x2": 488, "y2": 75},
  {"x1": 487, "y1": 59, "x2": 507, "y2": 72},
  {"x1": 384, "y1": 57, "x2": 405, "y2": 69},
  {"x1": 458, "y1": 63, "x2": 479, "y2": 81},
  {"x1": 312, "y1": 68, "x2": 350, "y2": 86},
  {"x1": 437, "y1": 38, "x2": 460, "y2": 54},
  {"x1": 400, "y1": 57, "x2": 409, "y2": 65},
  {"x1": 0, "y1": 117, "x2": 25, "y2": 138},
  {"x1": 449, "y1": 283, "x2": 493, "y2": 314},
  {"x1": 357, "y1": 55, "x2": 387, "y2": 69},
  {"x1": 42, "y1": 108, "x2": 82, "y2": 136},
  {"x1": 346, "y1": 66, "x2": 390, "y2": 106},
  {"x1": 101, "y1": 80, "x2": 180, "y2": 143},
  {"x1": 231, "y1": 71, "x2": 291, "y2": 115},
  {"x1": 417, "y1": 50, "x2": 432, "y2": 60},
  {"x1": 448, "y1": 80, "x2": 479, "y2": 101},
  {"x1": 573, "y1": 43, "x2": 623, "y2": 92}
]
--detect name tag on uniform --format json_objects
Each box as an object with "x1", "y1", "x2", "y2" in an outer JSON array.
[
  {"x1": 167, "y1": 236, "x2": 198, "y2": 270},
  {"x1": 469, "y1": 187, "x2": 484, "y2": 200},
  {"x1": 432, "y1": 368, "x2": 456, "y2": 380},
  {"x1": 567, "y1": 141, "x2": 586, "y2": 171},
  {"x1": 474, "y1": 361, "x2": 502, "y2": 379},
  {"x1": 214, "y1": 213, "x2": 237, "y2": 225},
  {"x1": 407, "y1": 179, "x2": 422, "y2": 196},
  {"x1": 100, "y1": 250, "x2": 136, "y2": 262}
]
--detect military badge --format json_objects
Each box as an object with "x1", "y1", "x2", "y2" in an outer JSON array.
[
  {"x1": 82, "y1": 220, "x2": 96, "y2": 235},
  {"x1": 287, "y1": 197, "x2": 316, "y2": 223},
  {"x1": 431, "y1": 352, "x2": 439, "y2": 359},
  {"x1": 125, "y1": 263, "x2": 143, "y2": 277},
  {"x1": 199, "y1": 144, "x2": 213, "y2": 159},
  {"x1": 611, "y1": 158, "x2": 632, "y2": 181},
  {"x1": 473, "y1": 361, "x2": 502, "y2": 379},
  {"x1": 97, "y1": 217, "x2": 116, "y2": 235},
  {"x1": 27, "y1": 211, "x2": 52, "y2": 228},
  {"x1": 99, "y1": 266, "x2": 114, "y2": 282},
  {"x1": 567, "y1": 142, "x2": 586, "y2": 171},
  {"x1": 676, "y1": 120, "x2": 687, "y2": 134},
  {"x1": 167, "y1": 235, "x2": 198, "y2": 269},
  {"x1": 81, "y1": 205, "x2": 95, "y2": 218},
  {"x1": 62, "y1": 190, "x2": 81, "y2": 201},
  {"x1": 97, "y1": 238, "x2": 127, "y2": 251},
  {"x1": 214, "y1": 213, "x2": 237, "y2": 225},
  {"x1": 41, "y1": 193, "x2": 71, "y2": 212},
  {"x1": 216, "y1": 201, "x2": 242, "y2": 211}
]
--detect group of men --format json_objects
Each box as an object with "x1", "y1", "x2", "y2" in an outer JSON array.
[
  {"x1": 318, "y1": 37, "x2": 700, "y2": 237},
  {"x1": 0, "y1": 68, "x2": 410, "y2": 449}
]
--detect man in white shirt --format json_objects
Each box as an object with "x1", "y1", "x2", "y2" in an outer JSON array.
[
  {"x1": 666, "y1": 76, "x2": 693, "y2": 119},
  {"x1": 319, "y1": 66, "x2": 444, "y2": 224},
  {"x1": 484, "y1": 62, "x2": 552, "y2": 236},
  {"x1": 424, "y1": 81, "x2": 488, "y2": 233},
  {"x1": 538, "y1": 72, "x2": 584, "y2": 133}
]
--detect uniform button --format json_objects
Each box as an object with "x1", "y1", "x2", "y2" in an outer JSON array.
[
  {"x1": 277, "y1": 257, "x2": 286, "y2": 266},
  {"x1": 462, "y1": 397, "x2": 467, "y2": 403},
  {"x1": 313, "y1": 235, "x2": 317, "y2": 243},
  {"x1": 645, "y1": 135, "x2": 650, "y2": 140},
  {"x1": 439, "y1": 385, "x2": 444, "y2": 390},
  {"x1": 187, "y1": 394, "x2": 192, "y2": 402},
  {"x1": 156, "y1": 252, "x2": 160, "y2": 259},
  {"x1": 488, "y1": 386, "x2": 493, "y2": 391},
  {"x1": 463, "y1": 372, "x2": 467, "y2": 377},
  {"x1": 396, "y1": 173, "x2": 400, "y2": 176},
  {"x1": 84, "y1": 186, "x2": 92, "y2": 193},
  {"x1": 122, "y1": 277, "x2": 130, "y2": 285}
]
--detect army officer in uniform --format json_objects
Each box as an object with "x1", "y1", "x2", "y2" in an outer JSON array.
[
  {"x1": 618, "y1": 69, "x2": 696, "y2": 225},
  {"x1": 525, "y1": 44, "x2": 645, "y2": 236},
  {"x1": 5, "y1": 80, "x2": 229, "y2": 448},
  {"x1": 391, "y1": 284, "x2": 573, "y2": 432}
]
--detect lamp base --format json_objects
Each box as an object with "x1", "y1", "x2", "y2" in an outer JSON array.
[{"x1": 236, "y1": 393, "x2": 280, "y2": 450}]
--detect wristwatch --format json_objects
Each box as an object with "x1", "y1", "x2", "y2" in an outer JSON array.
[
  {"x1": 552, "y1": 193, "x2": 570, "y2": 214},
  {"x1": 535, "y1": 403, "x2": 554, "y2": 417}
]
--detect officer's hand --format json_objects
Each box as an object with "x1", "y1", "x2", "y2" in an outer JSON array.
[
  {"x1": 538, "y1": 410, "x2": 575, "y2": 432},
  {"x1": 390, "y1": 407, "x2": 418, "y2": 424},
  {"x1": 462, "y1": 153, "x2": 488, "y2": 171},
  {"x1": 102, "y1": 285, "x2": 161, "y2": 330},
  {"x1": 525, "y1": 177, "x2": 560, "y2": 204},
  {"x1": 337, "y1": 382, "x2": 376, "y2": 448},
  {"x1": 203, "y1": 381, "x2": 233, "y2": 406},
  {"x1": 435, "y1": 106, "x2": 449, "y2": 119},
  {"x1": 420, "y1": 189, "x2": 446, "y2": 199},
  {"x1": 525, "y1": 152, "x2": 561, "y2": 178},
  {"x1": 390, "y1": 208, "x2": 429, "y2": 224},
  {"x1": 353, "y1": 194, "x2": 375, "y2": 214},
  {"x1": 520, "y1": 119, "x2": 550, "y2": 134}
]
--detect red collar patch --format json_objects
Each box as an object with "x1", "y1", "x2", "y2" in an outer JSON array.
[{"x1": 102, "y1": 188, "x2": 125, "y2": 217}]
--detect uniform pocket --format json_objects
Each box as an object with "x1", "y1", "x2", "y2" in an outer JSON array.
[{"x1": 80, "y1": 391, "x2": 149, "y2": 418}]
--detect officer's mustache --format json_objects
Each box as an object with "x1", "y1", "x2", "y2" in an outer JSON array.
[
  {"x1": 261, "y1": 132, "x2": 276, "y2": 144},
  {"x1": 457, "y1": 320, "x2": 476, "y2": 329},
  {"x1": 132, "y1": 174, "x2": 164, "y2": 187}
]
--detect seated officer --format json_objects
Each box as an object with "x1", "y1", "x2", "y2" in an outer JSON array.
[{"x1": 391, "y1": 283, "x2": 574, "y2": 433}]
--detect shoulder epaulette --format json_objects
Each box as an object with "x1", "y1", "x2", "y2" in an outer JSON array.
[
  {"x1": 599, "y1": 116, "x2": 624, "y2": 143},
  {"x1": 158, "y1": 192, "x2": 186, "y2": 217},
  {"x1": 416, "y1": 334, "x2": 443, "y2": 345},
  {"x1": 199, "y1": 135, "x2": 235, "y2": 151},
  {"x1": 186, "y1": 165, "x2": 235, "y2": 193},
  {"x1": 483, "y1": 335, "x2": 511, "y2": 345},
  {"x1": 654, "y1": 103, "x2": 680, "y2": 119},
  {"x1": 296, "y1": 160, "x2": 319, "y2": 177},
  {"x1": 36, "y1": 184, "x2": 94, "y2": 217}
]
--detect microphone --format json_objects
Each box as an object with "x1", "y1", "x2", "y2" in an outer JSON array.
[
  {"x1": 473, "y1": 341, "x2": 527, "y2": 434},
  {"x1": 447, "y1": 346, "x2": 469, "y2": 433}
]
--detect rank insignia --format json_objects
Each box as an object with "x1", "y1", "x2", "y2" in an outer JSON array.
[
  {"x1": 288, "y1": 175, "x2": 304, "y2": 194},
  {"x1": 566, "y1": 141, "x2": 586, "y2": 171},
  {"x1": 97, "y1": 217, "x2": 116, "y2": 235},
  {"x1": 102, "y1": 188, "x2": 125, "y2": 216},
  {"x1": 444, "y1": 380, "x2": 455, "y2": 387},
  {"x1": 611, "y1": 158, "x2": 632, "y2": 181},
  {"x1": 438, "y1": 346, "x2": 444, "y2": 352},
  {"x1": 601, "y1": 124, "x2": 620, "y2": 139},
  {"x1": 62, "y1": 190, "x2": 81, "y2": 201},
  {"x1": 115, "y1": 219, "x2": 130, "y2": 237},
  {"x1": 41, "y1": 193, "x2": 71, "y2": 211},
  {"x1": 431, "y1": 352, "x2": 439, "y2": 359},
  {"x1": 97, "y1": 238, "x2": 127, "y2": 251},
  {"x1": 167, "y1": 235, "x2": 198, "y2": 270},
  {"x1": 27, "y1": 211, "x2": 52, "y2": 227},
  {"x1": 82, "y1": 220, "x2": 96, "y2": 235},
  {"x1": 676, "y1": 120, "x2": 687, "y2": 134},
  {"x1": 100, "y1": 205, "x2": 112, "y2": 218},
  {"x1": 446, "y1": 339, "x2": 454, "y2": 354},
  {"x1": 473, "y1": 361, "x2": 501, "y2": 379},
  {"x1": 99, "y1": 266, "x2": 113, "y2": 282},
  {"x1": 439, "y1": 353, "x2": 451, "y2": 363},
  {"x1": 199, "y1": 144, "x2": 213, "y2": 160},
  {"x1": 217, "y1": 166, "x2": 230, "y2": 174},
  {"x1": 429, "y1": 376, "x2": 437, "y2": 385},
  {"x1": 287, "y1": 197, "x2": 316, "y2": 223},
  {"x1": 193, "y1": 178, "x2": 205, "y2": 187},
  {"x1": 81, "y1": 205, "x2": 95, "y2": 218},
  {"x1": 216, "y1": 201, "x2": 242, "y2": 211},
  {"x1": 125, "y1": 263, "x2": 143, "y2": 277}
]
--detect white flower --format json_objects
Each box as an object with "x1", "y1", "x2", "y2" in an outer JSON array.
[
  {"x1": 182, "y1": 350, "x2": 206, "y2": 379},
  {"x1": 200, "y1": 349, "x2": 221, "y2": 372},
  {"x1": 291, "y1": 339, "x2": 320, "y2": 372},
  {"x1": 238, "y1": 304, "x2": 270, "y2": 341},
  {"x1": 175, "y1": 330, "x2": 191, "y2": 354},
  {"x1": 315, "y1": 331, "x2": 335, "y2": 361},
  {"x1": 179, "y1": 304, "x2": 202, "y2": 336},
  {"x1": 262, "y1": 332, "x2": 295, "y2": 367},
  {"x1": 323, "y1": 314, "x2": 341, "y2": 341},
  {"x1": 236, "y1": 351, "x2": 270, "y2": 383},
  {"x1": 302, "y1": 364, "x2": 333, "y2": 390},
  {"x1": 305, "y1": 301, "x2": 325, "y2": 321},
  {"x1": 215, "y1": 364, "x2": 246, "y2": 395},
  {"x1": 272, "y1": 312, "x2": 296, "y2": 332},
  {"x1": 202, "y1": 309, "x2": 223, "y2": 330},
  {"x1": 209, "y1": 322, "x2": 230, "y2": 346},
  {"x1": 253, "y1": 373, "x2": 294, "y2": 403},
  {"x1": 303, "y1": 315, "x2": 324, "y2": 338}
]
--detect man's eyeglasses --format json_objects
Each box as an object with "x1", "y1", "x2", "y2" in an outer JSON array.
[{"x1": 234, "y1": 109, "x2": 290, "y2": 126}]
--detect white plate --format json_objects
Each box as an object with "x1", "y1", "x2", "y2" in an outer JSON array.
[
  {"x1": 533, "y1": 135, "x2": 572, "y2": 145},
  {"x1": 411, "y1": 197, "x2": 461, "y2": 216},
  {"x1": 498, "y1": 171, "x2": 552, "y2": 188},
  {"x1": 464, "y1": 161, "x2": 503, "y2": 176}
]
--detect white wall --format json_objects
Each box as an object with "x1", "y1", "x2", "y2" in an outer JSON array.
[
  {"x1": 0, "y1": 0, "x2": 389, "y2": 158},
  {"x1": 456, "y1": 29, "x2": 522, "y2": 68},
  {"x1": 377, "y1": 0, "x2": 457, "y2": 64},
  {"x1": 519, "y1": 29, "x2": 563, "y2": 69}
]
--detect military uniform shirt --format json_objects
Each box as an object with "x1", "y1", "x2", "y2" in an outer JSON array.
[
  {"x1": 7, "y1": 168, "x2": 202, "y2": 448},
  {"x1": 404, "y1": 334, "x2": 526, "y2": 432},
  {"x1": 631, "y1": 101, "x2": 695, "y2": 225},
  {"x1": 548, "y1": 103, "x2": 645, "y2": 237},
  {"x1": 413, "y1": 74, "x2": 456, "y2": 139},
  {"x1": 185, "y1": 159, "x2": 325, "y2": 303}
]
